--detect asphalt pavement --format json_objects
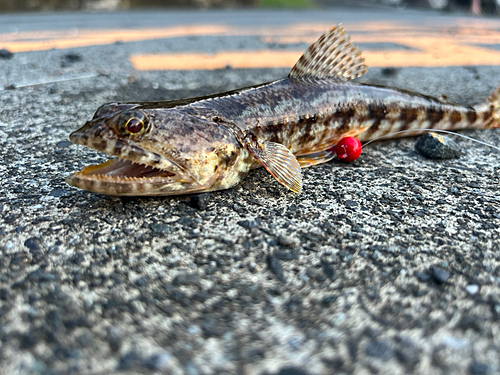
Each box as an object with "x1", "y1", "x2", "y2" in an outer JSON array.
[{"x1": 1, "y1": 7, "x2": 500, "y2": 375}]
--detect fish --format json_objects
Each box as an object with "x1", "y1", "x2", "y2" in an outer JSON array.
[{"x1": 66, "y1": 25, "x2": 500, "y2": 196}]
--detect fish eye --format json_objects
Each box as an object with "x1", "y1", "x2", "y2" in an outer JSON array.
[{"x1": 125, "y1": 118, "x2": 144, "y2": 134}]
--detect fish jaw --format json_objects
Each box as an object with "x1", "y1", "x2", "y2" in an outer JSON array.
[
  {"x1": 65, "y1": 159, "x2": 209, "y2": 196},
  {"x1": 65, "y1": 122, "x2": 214, "y2": 196}
]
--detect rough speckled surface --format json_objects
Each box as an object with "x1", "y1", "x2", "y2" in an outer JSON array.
[{"x1": 1, "y1": 9, "x2": 500, "y2": 375}]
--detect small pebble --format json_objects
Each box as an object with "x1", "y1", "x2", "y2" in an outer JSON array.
[
  {"x1": 431, "y1": 267, "x2": 450, "y2": 285},
  {"x1": 416, "y1": 272, "x2": 431, "y2": 282},
  {"x1": 381, "y1": 67, "x2": 398, "y2": 77},
  {"x1": 149, "y1": 223, "x2": 170, "y2": 234},
  {"x1": 394, "y1": 336, "x2": 421, "y2": 370},
  {"x1": 276, "y1": 367, "x2": 309, "y2": 375},
  {"x1": 47, "y1": 84, "x2": 58, "y2": 94},
  {"x1": 0, "y1": 48, "x2": 13, "y2": 59},
  {"x1": 49, "y1": 188, "x2": 69, "y2": 197},
  {"x1": 62, "y1": 52, "x2": 82, "y2": 63},
  {"x1": 237, "y1": 218, "x2": 260, "y2": 229},
  {"x1": 468, "y1": 362, "x2": 491, "y2": 375},
  {"x1": 345, "y1": 200, "x2": 358, "y2": 207},
  {"x1": 189, "y1": 193, "x2": 209, "y2": 210},
  {"x1": 415, "y1": 132, "x2": 460, "y2": 159},
  {"x1": 277, "y1": 234, "x2": 297, "y2": 247},
  {"x1": 267, "y1": 255, "x2": 286, "y2": 283},
  {"x1": 56, "y1": 140, "x2": 72, "y2": 148},
  {"x1": 144, "y1": 351, "x2": 173, "y2": 371},
  {"x1": 365, "y1": 340, "x2": 393, "y2": 361},
  {"x1": 465, "y1": 284, "x2": 479, "y2": 295},
  {"x1": 24, "y1": 237, "x2": 41, "y2": 252}
]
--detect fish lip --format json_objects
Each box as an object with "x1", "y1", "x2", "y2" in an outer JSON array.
[
  {"x1": 65, "y1": 169, "x2": 179, "y2": 184},
  {"x1": 64, "y1": 171, "x2": 195, "y2": 197},
  {"x1": 68, "y1": 131, "x2": 195, "y2": 183},
  {"x1": 64, "y1": 167, "x2": 180, "y2": 193}
]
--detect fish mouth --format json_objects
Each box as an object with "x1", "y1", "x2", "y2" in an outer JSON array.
[
  {"x1": 65, "y1": 133, "x2": 196, "y2": 196},
  {"x1": 70, "y1": 158, "x2": 177, "y2": 181}
]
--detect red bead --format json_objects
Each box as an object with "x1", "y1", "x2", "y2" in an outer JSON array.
[{"x1": 335, "y1": 137, "x2": 362, "y2": 162}]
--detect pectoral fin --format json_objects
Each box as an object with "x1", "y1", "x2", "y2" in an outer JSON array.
[{"x1": 245, "y1": 140, "x2": 302, "y2": 194}]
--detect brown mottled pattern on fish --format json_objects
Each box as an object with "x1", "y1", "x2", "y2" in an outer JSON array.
[{"x1": 66, "y1": 25, "x2": 500, "y2": 196}]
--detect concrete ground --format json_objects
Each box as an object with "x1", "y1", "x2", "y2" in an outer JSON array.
[{"x1": 1, "y1": 7, "x2": 500, "y2": 375}]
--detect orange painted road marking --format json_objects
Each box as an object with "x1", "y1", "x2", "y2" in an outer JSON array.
[
  {"x1": 131, "y1": 41, "x2": 500, "y2": 70},
  {"x1": 0, "y1": 25, "x2": 229, "y2": 53},
  {"x1": 2, "y1": 20, "x2": 500, "y2": 69},
  {"x1": 130, "y1": 50, "x2": 305, "y2": 70}
]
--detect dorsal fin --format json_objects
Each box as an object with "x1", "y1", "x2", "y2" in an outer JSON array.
[{"x1": 288, "y1": 25, "x2": 367, "y2": 83}]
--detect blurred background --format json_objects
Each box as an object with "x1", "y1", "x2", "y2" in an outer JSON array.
[{"x1": 0, "y1": 0, "x2": 498, "y2": 14}]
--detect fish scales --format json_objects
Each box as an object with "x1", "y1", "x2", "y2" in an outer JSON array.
[
  {"x1": 66, "y1": 25, "x2": 500, "y2": 196},
  {"x1": 186, "y1": 79, "x2": 491, "y2": 146}
]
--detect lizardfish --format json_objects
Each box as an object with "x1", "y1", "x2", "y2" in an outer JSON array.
[{"x1": 66, "y1": 25, "x2": 500, "y2": 196}]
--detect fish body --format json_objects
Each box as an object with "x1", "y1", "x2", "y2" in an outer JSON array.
[{"x1": 66, "y1": 26, "x2": 500, "y2": 196}]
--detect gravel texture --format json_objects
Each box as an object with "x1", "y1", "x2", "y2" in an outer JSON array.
[{"x1": 1, "y1": 9, "x2": 500, "y2": 375}]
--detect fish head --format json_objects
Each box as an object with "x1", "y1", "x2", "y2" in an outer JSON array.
[{"x1": 66, "y1": 104, "x2": 249, "y2": 196}]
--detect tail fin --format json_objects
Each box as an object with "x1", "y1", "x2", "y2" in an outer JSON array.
[{"x1": 486, "y1": 84, "x2": 500, "y2": 128}]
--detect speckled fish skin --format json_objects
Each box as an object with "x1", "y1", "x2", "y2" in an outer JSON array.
[{"x1": 66, "y1": 25, "x2": 500, "y2": 196}]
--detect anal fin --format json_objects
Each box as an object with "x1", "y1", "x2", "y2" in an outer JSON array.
[{"x1": 245, "y1": 140, "x2": 302, "y2": 194}]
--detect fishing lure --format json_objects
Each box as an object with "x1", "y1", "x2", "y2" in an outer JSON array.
[{"x1": 66, "y1": 25, "x2": 500, "y2": 196}]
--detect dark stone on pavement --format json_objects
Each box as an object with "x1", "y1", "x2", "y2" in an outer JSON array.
[
  {"x1": 345, "y1": 200, "x2": 358, "y2": 207},
  {"x1": 149, "y1": 223, "x2": 171, "y2": 234},
  {"x1": 415, "y1": 132, "x2": 461, "y2": 159},
  {"x1": 49, "y1": 188, "x2": 70, "y2": 197},
  {"x1": 107, "y1": 327, "x2": 123, "y2": 352},
  {"x1": 457, "y1": 315, "x2": 483, "y2": 333},
  {"x1": 431, "y1": 267, "x2": 450, "y2": 285},
  {"x1": 201, "y1": 319, "x2": 224, "y2": 338},
  {"x1": 468, "y1": 362, "x2": 491, "y2": 375},
  {"x1": 321, "y1": 356, "x2": 344, "y2": 369},
  {"x1": 322, "y1": 263, "x2": 337, "y2": 281},
  {"x1": 0, "y1": 288, "x2": 10, "y2": 300},
  {"x1": 118, "y1": 350, "x2": 141, "y2": 370},
  {"x1": 24, "y1": 237, "x2": 41, "y2": 252},
  {"x1": 62, "y1": 52, "x2": 83, "y2": 63},
  {"x1": 416, "y1": 272, "x2": 431, "y2": 282},
  {"x1": 172, "y1": 272, "x2": 200, "y2": 285},
  {"x1": 190, "y1": 192, "x2": 210, "y2": 210},
  {"x1": 238, "y1": 218, "x2": 260, "y2": 229},
  {"x1": 276, "y1": 367, "x2": 309, "y2": 375},
  {"x1": 143, "y1": 351, "x2": 173, "y2": 371},
  {"x1": 0, "y1": 48, "x2": 13, "y2": 59},
  {"x1": 365, "y1": 340, "x2": 393, "y2": 361},
  {"x1": 267, "y1": 255, "x2": 286, "y2": 283},
  {"x1": 56, "y1": 140, "x2": 72, "y2": 148},
  {"x1": 394, "y1": 336, "x2": 421, "y2": 370},
  {"x1": 321, "y1": 295, "x2": 337, "y2": 306},
  {"x1": 381, "y1": 67, "x2": 398, "y2": 76}
]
